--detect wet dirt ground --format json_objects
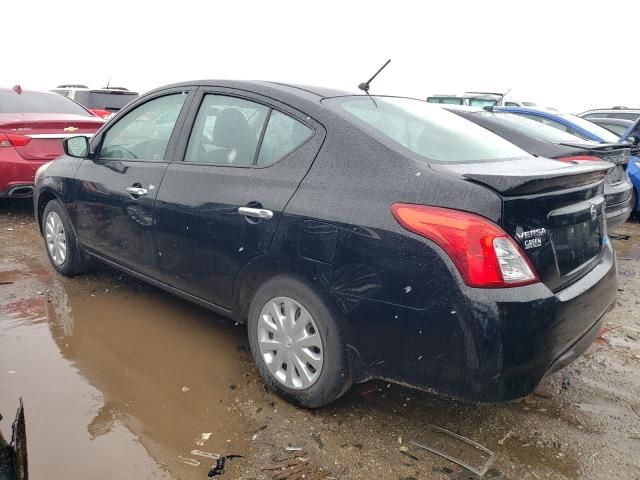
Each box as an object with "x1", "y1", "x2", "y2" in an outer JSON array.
[{"x1": 1, "y1": 198, "x2": 639, "y2": 480}]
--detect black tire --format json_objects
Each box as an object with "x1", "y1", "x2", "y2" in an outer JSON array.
[
  {"x1": 247, "y1": 275, "x2": 352, "y2": 408},
  {"x1": 42, "y1": 200, "x2": 93, "y2": 276}
]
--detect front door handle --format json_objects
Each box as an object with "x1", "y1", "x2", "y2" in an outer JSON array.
[
  {"x1": 238, "y1": 206, "x2": 273, "y2": 220},
  {"x1": 126, "y1": 186, "x2": 148, "y2": 197}
]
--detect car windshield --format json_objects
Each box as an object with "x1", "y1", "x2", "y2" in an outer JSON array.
[
  {"x1": 325, "y1": 96, "x2": 527, "y2": 163},
  {"x1": 559, "y1": 114, "x2": 620, "y2": 143},
  {"x1": 0, "y1": 91, "x2": 91, "y2": 115},
  {"x1": 479, "y1": 112, "x2": 597, "y2": 144}
]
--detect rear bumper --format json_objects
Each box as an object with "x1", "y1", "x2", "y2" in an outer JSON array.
[
  {"x1": 605, "y1": 179, "x2": 633, "y2": 228},
  {"x1": 0, "y1": 147, "x2": 49, "y2": 196},
  {"x1": 344, "y1": 241, "x2": 617, "y2": 402}
]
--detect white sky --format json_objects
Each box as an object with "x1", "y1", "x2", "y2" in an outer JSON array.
[{"x1": 5, "y1": 0, "x2": 639, "y2": 113}]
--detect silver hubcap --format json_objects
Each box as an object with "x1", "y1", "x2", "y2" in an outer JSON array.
[
  {"x1": 257, "y1": 297, "x2": 323, "y2": 390},
  {"x1": 45, "y1": 212, "x2": 67, "y2": 266}
]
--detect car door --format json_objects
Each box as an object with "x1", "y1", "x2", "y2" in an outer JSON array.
[
  {"x1": 70, "y1": 88, "x2": 194, "y2": 278},
  {"x1": 154, "y1": 88, "x2": 325, "y2": 309}
]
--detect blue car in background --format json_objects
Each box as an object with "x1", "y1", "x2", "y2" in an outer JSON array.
[{"x1": 498, "y1": 107, "x2": 640, "y2": 214}]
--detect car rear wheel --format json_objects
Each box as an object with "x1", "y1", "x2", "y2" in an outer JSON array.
[
  {"x1": 42, "y1": 200, "x2": 93, "y2": 276},
  {"x1": 247, "y1": 275, "x2": 352, "y2": 408}
]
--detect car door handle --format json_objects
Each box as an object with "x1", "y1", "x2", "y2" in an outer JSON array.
[
  {"x1": 238, "y1": 206, "x2": 273, "y2": 220},
  {"x1": 126, "y1": 186, "x2": 148, "y2": 197}
]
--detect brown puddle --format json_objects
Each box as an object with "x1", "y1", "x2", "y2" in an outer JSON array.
[{"x1": 1, "y1": 237, "x2": 252, "y2": 479}]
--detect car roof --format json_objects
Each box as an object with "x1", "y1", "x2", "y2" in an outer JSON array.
[
  {"x1": 146, "y1": 80, "x2": 356, "y2": 103},
  {"x1": 581, "y1": 108, "x2": 640, "y2": 114}
]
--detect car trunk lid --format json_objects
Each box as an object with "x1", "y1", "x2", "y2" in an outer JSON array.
[
  {"x1": 431, "y1": 157, "x2": 611, "y2": 291},
  {"x1": 555, "y1": 141, "x2": 629, "y2": 185},
  {"x1": 0, "y1": 114, "x2": 103, "y2": 161}
]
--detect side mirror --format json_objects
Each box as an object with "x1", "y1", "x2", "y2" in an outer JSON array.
[
  {"x1": 629, "y1": 135, "x2": 640, "y2": 146},
  {"x1": 63, "y1": 136, "x2": 90, "y2": 158}
]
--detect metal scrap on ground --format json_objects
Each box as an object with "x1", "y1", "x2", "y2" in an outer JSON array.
[
  {"x1": 409, "y1": 424, "x2": 496, "y2": 478},
  {"x1": 261, "y1": 450, "x2": 329, "y2": 480}
]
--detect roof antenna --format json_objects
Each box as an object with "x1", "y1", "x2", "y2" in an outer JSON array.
[
  {"x1": 358, "y1": 59, "x2": 391, "y2": 107},
  {"x1": 484, "y1": 88, "x2": 511, "y2": 112},
  {"x1": 106, "y1": 76, "x2": 111, "y2": 89}
]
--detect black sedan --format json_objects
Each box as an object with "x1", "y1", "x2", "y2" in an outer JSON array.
[
  {"x1": 33, "y1": 81, "x2": 617, "y2": 407},
  {"x1": 446, "y1": 106, "x2": 634, "y2": 229}
]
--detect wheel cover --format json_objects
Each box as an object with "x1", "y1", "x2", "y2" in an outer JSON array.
[
  {"x1": 45, "y1": 211, "x2": 67, "y2": 266},
  {"x1": 257, "y1": 297, "x2": 324, "y2": 390}
]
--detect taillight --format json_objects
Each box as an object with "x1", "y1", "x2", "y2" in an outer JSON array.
[
  {"x1": 0, "y1": 133, "x2": 31, "y2": 147},
  {"x1": 557, "y1": 155, "x2": 604, "y2": 163},
  {"x1": 391, "y1": 204, "x2": 539, "y2": 288}
]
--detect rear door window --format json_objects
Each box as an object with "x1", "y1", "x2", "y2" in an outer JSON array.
[
  {"x1": 185, "y1": 95, "x2": 269, "y2": 166},
  {"x1": 100, "y1": 93, "x2": 188, "y2": 161},
  {"x1": 257, "y1": 110, "x2": 312, "y2": 166},
  {"x1": 185, "y1": 94, "x2": 312, "y2": 167}
]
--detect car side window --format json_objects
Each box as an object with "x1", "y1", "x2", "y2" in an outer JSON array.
[
  {"x1": 100, "y1": 93, "x2": 187, "y2": 161},
  {"x1": 185, "y1": 95, "x2": 269, "y2": 166},
  {"x1": 612, "y1": 112, "x2": 640, "y2": 121},
  {"x1": 257, "y1": 110, "x2": 313, "y2": 166},
  {"x1": 582, "y1": 113, "x2": 608, "y2": 120}
]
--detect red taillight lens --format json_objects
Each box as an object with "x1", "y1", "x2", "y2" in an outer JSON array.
[
  {"x1": 557, "y1": 155, "x2": 603, "y2": 163},
  {"x1": 391, "y1": 204, "x2": 539, "y2": 288},
  {"x1": 0, "y1": 133, "x2": 31, "y2": 147}
]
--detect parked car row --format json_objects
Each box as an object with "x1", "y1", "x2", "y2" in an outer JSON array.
[
  {"x1": 31, "y1": 80, "x2": 621, "y2": 408},
  {"x1": 52, "y1": 85, "x2": 139, "y2": 120},
  {"x1": 0, "y1": 86, "x2": 104, "y2": 198},
  {"x1": 446, "y1": 106, "x2": 639, "y2": 224}
]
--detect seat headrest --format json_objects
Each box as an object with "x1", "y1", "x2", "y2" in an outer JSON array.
[{"x1": 211, "y1": 108, "x2": 250, "y2": 148}]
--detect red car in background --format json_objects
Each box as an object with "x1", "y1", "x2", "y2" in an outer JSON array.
[{"x1": 0, "y1": 86, "x2": 104, "y2": 198}]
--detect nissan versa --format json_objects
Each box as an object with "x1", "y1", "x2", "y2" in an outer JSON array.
[{"x1": 33, "y1": 81, "x2": 618, "y2": 408}]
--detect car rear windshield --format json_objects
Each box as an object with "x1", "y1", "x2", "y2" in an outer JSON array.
[
  {"x1": 325, "y1": 96, "x2": 527, "y2": 163},
  {"x1": 559, "y1": 114, "x2": 620, "y2": 143},
  {"x1": 478, "y1": 111, "x2": 597, "y2": 144},
  {"x1": 83, "y1": 91, "x2": 138, "y2": 110},
  {"x1": 0, "y1": 91, "x2": 91, "y2": 115}
]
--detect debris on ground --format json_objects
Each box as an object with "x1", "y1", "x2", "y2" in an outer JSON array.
[
  {"x1": 181, "y1": 386, "x2": 191, "y2": 393},
  {"x1": 0, "y1": 398, "x2": 28, "y2": 480},
  {"x1": 498, "y1": 430, "x2": 513, "y2": 446},
  {"x1": 261, "y1": 450, "x2": 329, "y2": 479},
  {"x1": 196, "y1": 432, "x2": 212, "y2": 446},
  {"x1": 207, "y1": 454, "x2": 244, "y2": 477},
  {"x1": 410, "y1": 425, "x2": 496, "y2": 478},
  {"x1": 594, "y1": 325, "x2": 621, "y2": 346},
  {"x1": 178, "y1": 456, "x2": 200, "y2": 467},
  {"x1": 285, "y1": 446, "x2": 303, "y2": 452},
  {"x1": 191, "y1": 450, "x2": 220, "y2": 459},
  {"x1": 609, "y1": 233, "x2": 630, "y2": 241}
]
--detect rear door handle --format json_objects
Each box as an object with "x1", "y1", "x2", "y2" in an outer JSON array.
[
  {"x1": 126, "y1": 186, "x2": 148, "y2": 197},
  {"x1": 238, "y1": 206, "x2": 273, "y2": 220}
]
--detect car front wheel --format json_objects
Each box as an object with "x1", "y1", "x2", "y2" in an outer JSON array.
[
  {"x1": 42, "y1": 200, "x2": 93, "y2": 276},
  {"x1": 247, "y1": 275, "x2": 352, "y2": 408}
]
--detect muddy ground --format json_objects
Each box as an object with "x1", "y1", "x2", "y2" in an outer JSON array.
[{"x1": 1, "y1": 198, "x2": 639, "y2": 480}]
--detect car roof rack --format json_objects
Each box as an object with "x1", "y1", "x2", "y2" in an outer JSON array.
[
  {"x1": 56, "y1": 84, "x2": 89, "y2": 89},
  {"x1": 101, "y1": 87, "x2": 129, "y2": 91},
  {"x1": 612, "y1": 106, "x2": 628, "y2": 109}
]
